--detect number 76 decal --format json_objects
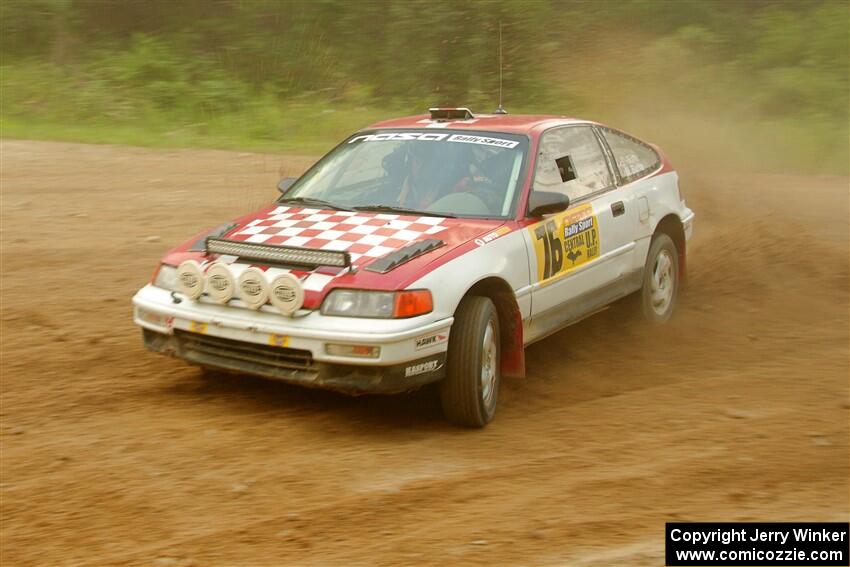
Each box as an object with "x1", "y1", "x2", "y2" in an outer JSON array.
[
  {"x1": 531, "y1": 204, "x2": 600, "y2": 282},
  {"x1": 534, "y1": 220, "x2": 562, "y2": 280}
]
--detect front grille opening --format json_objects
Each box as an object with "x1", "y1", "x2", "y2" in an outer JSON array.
[{"x1": 175, "y1": 330, "x2": 315, "y2": 373}]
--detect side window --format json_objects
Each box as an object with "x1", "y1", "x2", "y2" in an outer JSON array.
[
  {"x1": 601, "y1": 128, "x2": 660, "y2": 183},
  {"x1": 534, "y1": 126, "x2": 613, "y2": 203}
]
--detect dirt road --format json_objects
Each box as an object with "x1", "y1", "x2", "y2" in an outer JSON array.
[{"x1": 1, "y1": 139, "x2": 847, "y2": 566}]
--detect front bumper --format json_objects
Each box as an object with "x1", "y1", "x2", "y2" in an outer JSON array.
[
  {"x1": 133, "y1": 284, "x2": 452, "y2": 393},
  {"x1": 142, "y1": 329, "x2": 446, "y2": 393}
]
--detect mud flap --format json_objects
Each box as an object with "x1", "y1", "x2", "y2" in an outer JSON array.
[{"x1": 499, "y1": 293, "x2": 526, "y2": 379}]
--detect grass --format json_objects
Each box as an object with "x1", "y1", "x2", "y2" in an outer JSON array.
[
  {"x1": 2, "y1": 93, "x2": 847, "y2": 175},
  {"x1": 0, "y1": 103, "x2": 405, "y2": 155}
]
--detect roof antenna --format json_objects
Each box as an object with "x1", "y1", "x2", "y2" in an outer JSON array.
[{"x1": 494, "y1": 21, "x2": 508, "y2": 115}]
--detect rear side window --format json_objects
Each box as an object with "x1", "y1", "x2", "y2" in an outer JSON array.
[
  {"x1": 600, "y1": 128, "x2": 660, "y2": 183},
  {"x1": 534, "y1": 125, "x2": 613, "y2": 203}
]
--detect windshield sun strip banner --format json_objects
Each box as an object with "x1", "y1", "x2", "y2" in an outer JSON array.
[{"x1": 347, "y1": 132, "x2": 519, "y2": 149}]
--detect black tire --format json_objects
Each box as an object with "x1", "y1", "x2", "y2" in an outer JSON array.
[
  {"x1": 440, "y1": 296, "x2": 500, "y2": 427},
  {"x1": 637, "y1": 233, "x2": 679, "y2": 323}
]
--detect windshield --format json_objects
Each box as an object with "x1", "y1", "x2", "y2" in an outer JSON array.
[{"x1": 281, "y1": 129, "x2": 529, "y2": 218}]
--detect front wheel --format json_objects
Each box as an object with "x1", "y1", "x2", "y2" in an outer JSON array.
[
  {"x1": 440, "y1": 296, "x2": 500, "y2": 427},
  {"x1": 637, "y1": 233, "x2": 679, "y2": 323}
]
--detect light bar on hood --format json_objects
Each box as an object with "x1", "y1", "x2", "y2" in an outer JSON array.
[{"x1": 206, "y1": 237, "x2": 351, "y2": 269}]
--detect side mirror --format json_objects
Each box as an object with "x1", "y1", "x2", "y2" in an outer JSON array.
[
  {"x1": 277, "y1": 177, "x2": 297, "y2": 193},
  {"x1": 527, "y1": 190, "x2": 570, "y2": 217}
]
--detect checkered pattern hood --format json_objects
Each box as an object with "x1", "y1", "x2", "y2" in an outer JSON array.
[
  {"x1": 164, "y1": 205, "x2": 506, "y2": 308},
  {"x1": 234, "y1": 206, "x2": 451, "y2": 265}
]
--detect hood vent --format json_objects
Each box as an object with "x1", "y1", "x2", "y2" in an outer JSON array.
[{"x1": 364, "y1": 238, "x2": 444, "y2": 274}]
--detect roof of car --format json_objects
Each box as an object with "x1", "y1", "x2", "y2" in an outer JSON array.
[{"x1": 366, "y1": 113, "x2": 587, "y2": 135}]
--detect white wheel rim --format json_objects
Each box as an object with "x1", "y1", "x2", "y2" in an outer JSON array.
[
  {"x1": 480, "y1": 320, "x2": 497, "y2": 408},
  {"x1": 650, "y1": 249, "x2": 675, "y2": 316}
]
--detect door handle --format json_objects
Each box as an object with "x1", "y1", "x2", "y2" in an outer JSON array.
[{"x1": 611, "y1": 201, "x2": 625, "y2": 217}]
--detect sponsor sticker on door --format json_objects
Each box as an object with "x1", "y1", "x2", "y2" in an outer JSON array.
[{"x1": 529, "y1": 203, "x2": 600, "y2": 283}]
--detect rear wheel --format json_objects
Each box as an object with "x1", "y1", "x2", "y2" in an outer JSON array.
[
  {"x1": 440, "y1": 296, "x2": 500, "y2": 427},
  {"x1": 637, "y1": 233, "x2": 679, "y2": 323}
]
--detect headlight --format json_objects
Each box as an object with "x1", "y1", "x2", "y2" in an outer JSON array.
[
  {"x1": 320, "y1": 289, "x2": 432, "y2": 318},
  {"x1": 153, "y1": 264, "x2": 178, "y2": 291}
]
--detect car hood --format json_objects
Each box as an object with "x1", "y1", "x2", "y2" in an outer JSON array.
[{"x1": 161, "y1": 204, "x2": 506, "y2": 308}]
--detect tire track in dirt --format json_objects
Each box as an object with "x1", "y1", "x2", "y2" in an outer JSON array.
[{"x1": 1, "y1": 140, "x2": 847, "y2": 566}]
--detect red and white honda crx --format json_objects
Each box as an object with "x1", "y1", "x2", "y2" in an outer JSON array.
[{"x1": 133, "y1": 108, "x2": 694, "y2": 427}]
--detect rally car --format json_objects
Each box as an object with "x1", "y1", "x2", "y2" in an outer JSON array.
[{"x1": 133, "y1": 107, "x2": 694, "y2": 427}]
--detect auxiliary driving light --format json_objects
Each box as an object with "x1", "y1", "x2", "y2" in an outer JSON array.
[
  {"x1": 269, "y1": 272, "x2": 305, "y2": 316},
  {"x1": 325, "y1": 343, "x2": 381, "y2": 359},
  {"x1": 176, "y1": 260, "x2": 204, "y2": 300},
  {"x1": 238, "y1": 267, "x2": 269, "y2": 310},
  {"x1": 204, "y1": 262, "x2": 235, "y2": 304}
]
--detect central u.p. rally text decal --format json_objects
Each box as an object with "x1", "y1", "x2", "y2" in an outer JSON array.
[{"x1": 530, "y1": 203, "x2": 600, "y2": 282}]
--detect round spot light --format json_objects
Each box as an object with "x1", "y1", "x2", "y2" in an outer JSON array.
[
  {"x1": 176, "y1": 260, "x2": 204, "y2": 300},
  {"x1": 238, "y1": 267, "x2": 269, "y2": 310},
  {"x1": 205, "y1": 262, "x2": 235, "y2": 304},
  {"x1": 269, "y1": 273, "x2": 304, "y2": 316}
]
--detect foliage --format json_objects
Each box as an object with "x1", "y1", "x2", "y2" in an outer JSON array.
[{"x1": 1, "y1": 0, "x2": 847, "y2": 171}]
